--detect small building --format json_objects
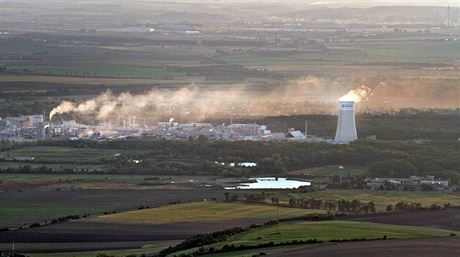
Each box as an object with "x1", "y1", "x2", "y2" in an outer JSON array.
[
  {"x1": 366, "y1": 175, "x2": 449, "y2": 191},
  {"x1": 14, "y1": 156, "x2": 35, "y2": 162},
  {"x1": 286, "y1": 130, "x2": 306, "y2": 140}
]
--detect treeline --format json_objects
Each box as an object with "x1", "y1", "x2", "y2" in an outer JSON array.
[
  {"x1": 2, "y1": 137, "x2": 459, "y2": 182},
  {"x1": 32, "y1": 139, "x2": 460, "y2": 179},
  {"x1": 227, "y1": 192, "x2": 453, "y2": 214},
  {"x1": 238, "y1": 110, "x2": 460, "y2": 140},
  {"x1": 288, "y1": 198, "x2": 377, "y2": 214}
]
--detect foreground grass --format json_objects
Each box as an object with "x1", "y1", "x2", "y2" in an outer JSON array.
[
  {"x1": 94, "y1": 201, "x2": 326, "y2": 224},
  {"x1": 172, "y1": 220, "x2": 456, "y2": 256},
  {"x1": 220, "y1": 221, "x2": 454, "y2": 246}
]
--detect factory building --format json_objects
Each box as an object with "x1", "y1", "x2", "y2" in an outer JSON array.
[{"x1": 2, "y1": 112, "x2": 336, "y2": 143}]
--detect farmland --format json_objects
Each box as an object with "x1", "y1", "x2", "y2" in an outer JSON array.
[
  {"x1": 0, "y1": 189, "x2": 224, "y2": 228},
  {"x1": 93, "y1": 201, "x2": 326, "y2": 224},
  {"x1": 268, "y1": 237, "x2": 460, "y2": 257},
  {"x1": 222, "y1": 41, "x2": 460, "y2": 68},
  {"x1": 14, "y1": 241, "x2": 179, "y2": 257},
  {"x1": 5, "y1": 65, "x2": 185, "y2": 79},
  {"x1": 0, "y1": 146, "x2": 132, "y2": 162},
  {"x1": 168, "y1": 220, "x2": 457, "y2": 256},
  {"x1": 1, "y1": 1, "x2": 459, "y2": 256},
  {"x1": 214, "y1": 221, "x2": 455, "y2": 246},
  {"x1": 289, "y1": 190, "x2": 460, "y2": 211}
]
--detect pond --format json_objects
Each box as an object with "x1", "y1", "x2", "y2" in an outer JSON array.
[{"x1": 226, "y1": 177, "x2": 311, "y2": 190}]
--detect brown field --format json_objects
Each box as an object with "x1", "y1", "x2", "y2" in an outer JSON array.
[
  {"x1": 0, "y1": 189, "x2": 224, "y2": 228},
  {"x1": 0, "y1": 219, "x2": 261, "y2": 245},
  {"x1": 0, "y1": 241, "x2": 172, "y2": 254},
  {"x1": 342, "y1": 208, "x2": 460, "y2": 231},
  {"x1": 270, "y1": 237, "x2": 460, "y2": 257}
]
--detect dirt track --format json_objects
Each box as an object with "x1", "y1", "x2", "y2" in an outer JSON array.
[{"x1": 270, "y1": 237, "x2": 460, "y2": 257}]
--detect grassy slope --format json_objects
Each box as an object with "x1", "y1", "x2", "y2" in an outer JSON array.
[
  {"x1": 171, "y1": 220, "x2": 456, "y2": 256},
  {"x1": 223, "y1": 221, "x2": 454, "y2": 245},
  {"x1": 93, "y1": 201, "x2": 326, "y2": 224}
]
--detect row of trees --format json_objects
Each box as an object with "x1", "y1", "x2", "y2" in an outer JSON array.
[{"x1": 288, "y1": 198, "x2": 376, "y2": 214}]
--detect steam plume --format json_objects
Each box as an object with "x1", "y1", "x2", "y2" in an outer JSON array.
[
  {"x1": 339, "y1": 85, "x2": 372, "y2": 103},
  {"x1": 48, "y1": 75, "x2": 458, "y2": 123}
]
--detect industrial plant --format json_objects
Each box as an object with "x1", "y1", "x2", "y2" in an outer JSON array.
[
  {"x1": 0, "y1": 115, "x2": 329, "y2": 142},
  {"x1": 0, "y1": 99, "x2": 361, "y2": 143}
]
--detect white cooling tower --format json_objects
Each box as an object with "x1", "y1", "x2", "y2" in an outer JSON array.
[{"x1": 334, "y1": 101, "x2": 357, "y2": 144}]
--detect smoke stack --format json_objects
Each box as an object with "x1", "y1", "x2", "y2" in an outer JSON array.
[
  {"x1": 304, "y1": 120, "x2": 308, "y2": 138},
  {"x1": 334, "y1": 101, "x2": 357, "y2": 144}
]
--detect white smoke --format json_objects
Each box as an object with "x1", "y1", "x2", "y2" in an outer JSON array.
[
  {"x1": 339, "y1": 85, "x2": 373, "y2": 103},
  {"x1": 51, "y1": 77, "x2": 444, "y2": 123}
]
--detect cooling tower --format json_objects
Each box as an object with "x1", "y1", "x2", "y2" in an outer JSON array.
[{"x1": 334, "y1": 101, "x2": 357, "y2": 144}]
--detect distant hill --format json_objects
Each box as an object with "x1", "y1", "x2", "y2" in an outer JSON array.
[
  {"x1": 282, "y1": 6, "x2": 459, "y2": 25},
  {"x1": 150, "y1": 11, "x2": 233, "y2": 24}
]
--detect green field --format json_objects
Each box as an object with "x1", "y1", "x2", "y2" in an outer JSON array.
[
  {"x1": 0, "y1": 146, "x2": 134, "y2": 164},
  {"x1": 94, "y1": 201, "x2": 326, "y2": 225},
  {"x1": 0, "y1": 203, "x2": 106, "y2": 228},
  {"x1": 220, "y1": 221, "x2": 454, "y2": 245},
  {"x1": 5, "y1": 65, "x2": 185, "y2": 78},
  {"x1": 0, "y1": 173, "x2": 220, "y2": 190},
  {"x1": 0, "y1": 173, "x2": 161, "y2": 183},
  {"x1": 288, "y1": 165, "x2": 368, "y2": 176},
  {"x1": 0, "y1": 162, "x2": 109, "y2": 171},
  {"x1": 221, "y1": 41, "x2": 460, "y2": 67}
]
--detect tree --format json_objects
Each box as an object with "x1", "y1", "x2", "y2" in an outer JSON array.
[
  {"x1": 350, "y1": 199, "x2": 361, "y2": 213},
  {"x1": 386, "y1": 204, "x2": 393, "y2": 212},
  {"x1": 368, "y1": 159, "x2": 417, "y2": 177},
  {"x1": 368, "y1": 202, "x2": 376, "y2": 214},
  {"x1": 230, "y1": 193, "x2": 239, "y2": 202}
]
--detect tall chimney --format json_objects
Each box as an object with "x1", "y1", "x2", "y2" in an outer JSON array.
[
  {"x1": 334, "y1": 101, "x2": 357, "y2": 144},
  {"x1": 304, "y1": 120, "x2": 308, "y2": 138}
]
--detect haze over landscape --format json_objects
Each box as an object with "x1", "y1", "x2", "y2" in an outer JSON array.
[{"x1": 0, "y1": 1, "x2": 459, "y2": 257}]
